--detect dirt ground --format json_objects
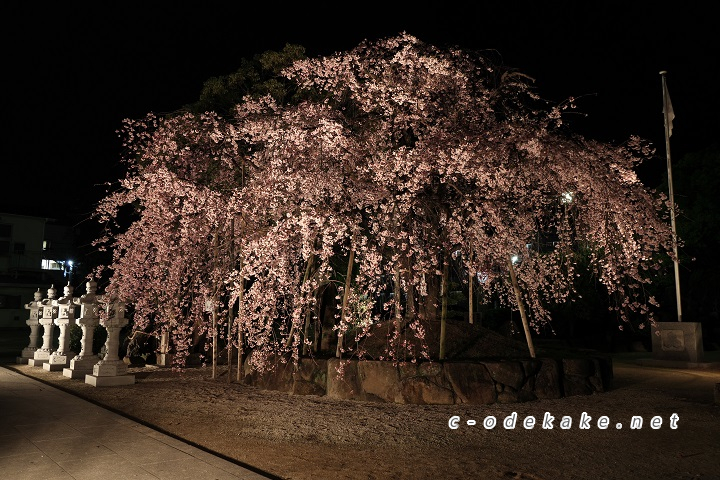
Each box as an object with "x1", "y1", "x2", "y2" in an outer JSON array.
[{"x1": 3, "y1": 353, "x2": 720, "y2": 480}]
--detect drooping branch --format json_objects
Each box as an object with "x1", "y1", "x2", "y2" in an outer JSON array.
[{"x1": 94, "y1": 33, "x2": 674, "y2": 375}]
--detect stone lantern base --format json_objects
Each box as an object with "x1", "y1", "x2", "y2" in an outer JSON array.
[
  {"x1": 44, "y1": 352, "x2": 77, "y2": 371},
  {"x1": 85, "y1": 360, "x2": 135, "y2": 387},
  {"x1": 16, "y1": 347, "x2": 38, "y2": 364},
  {"x1": 63, "y1": 356, "x2": 99, "y2": 379},
  {"x1": 28, "y1": 349, "x2": 52, "y2": 367},
  {"x1": 85, "y1": 374, "x2": 136, "y2": 386}
]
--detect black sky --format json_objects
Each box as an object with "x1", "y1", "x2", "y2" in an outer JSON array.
[{"x1": 3, "y1": 2, "x2": 718, "y2": 220}]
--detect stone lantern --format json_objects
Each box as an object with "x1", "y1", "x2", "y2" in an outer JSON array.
[
  {"x1": 63, "y1": 279, "x2": 101, "y2": 379},
  {"x1": 45, "y1": 282, "x2": 78, "y2": 371},
  {"x1": 16, "y1": 289, "x2": 43, "y2": 364},
  {"x1": 29, "y1": 285, "x2": 59, "y2": 366},
  {"x1": 85, "y1": 295, "x2": 135, "y2": 386}
]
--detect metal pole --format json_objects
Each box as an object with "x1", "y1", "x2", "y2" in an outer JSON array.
[{"x1": 660, "y1": 70, "x2": 682, "y2": 322}]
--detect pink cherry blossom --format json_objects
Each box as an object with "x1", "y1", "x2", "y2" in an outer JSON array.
[{"x1": 93, "y1": 33, "x2": 674, "y2": 371}]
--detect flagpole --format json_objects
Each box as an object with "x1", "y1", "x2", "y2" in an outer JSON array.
[{"x1": 660, "y1": 70, "x2": 682, "y2": 322}]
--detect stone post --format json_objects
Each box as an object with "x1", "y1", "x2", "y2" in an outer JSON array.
[
  {"x1": 85, "y1": 297, "x2": 135, "y2": 386},
  {"x1": 29, "y1": 285, "x2": 59, "y2": 366},
  {"x1": 16, "y1": 289, "x2": 43, "y2": 364},
  {"x1": 157, "y1": 330, "x2": 174, "y2": 367},
  {"x1": 45, "y1": 282, "x2": 78, "y2": 371},
  {"x1": 63, "y1": 280, "x2": 100, "y2": 379}
]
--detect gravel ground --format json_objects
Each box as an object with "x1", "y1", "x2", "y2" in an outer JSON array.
[{"x1": 3, "y1": 353, "x2": 720, "y2": 480}]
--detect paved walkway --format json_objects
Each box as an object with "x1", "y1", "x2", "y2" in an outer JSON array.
[{"x1": 0, "y1": 366, "x2": 274, "y2": 480}]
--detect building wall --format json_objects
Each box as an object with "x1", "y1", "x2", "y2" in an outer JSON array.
[
  {"x1": 0, "y1": 213, "x2": 74, "y2": 328},
  {"x1": 0, "y1": 284, "x2": 35, "y2": 328},
  {"x1": 0, "y1": 214, "x2": 44, "y2": 274}
]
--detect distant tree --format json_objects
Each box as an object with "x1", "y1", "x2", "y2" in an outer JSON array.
[
  {"x1": 186, "y1": 43, "x2": 307, "y2": 117},
  {"x1": 94, "y1": 34, "x2": 675, "y2": 371},
  {"x1": 669, "y1": 145, "x2": 720, "y2": 332}
]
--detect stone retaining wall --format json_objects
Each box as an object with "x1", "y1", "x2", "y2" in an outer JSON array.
[{"x1": 243, "y1": 355, "x2": 613, "y2": 405}]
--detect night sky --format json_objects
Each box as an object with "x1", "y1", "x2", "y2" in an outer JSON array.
[{"x1": 4, "y1": 3, "x2": 718, "y2": 219}]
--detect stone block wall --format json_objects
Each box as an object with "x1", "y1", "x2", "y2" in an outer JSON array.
[{"x1": 243, "y1": 355, "x2": 613, "y2": 405}]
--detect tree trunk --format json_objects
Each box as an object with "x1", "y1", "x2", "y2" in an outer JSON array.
[
  {"x1": 301, "y1": 254, "x2": 316, "y2": 356},
  {"x1": 286, "y1": 253, "x2": 315, "y2": 350},
  {"x1": 394, "y1": 265, "x2": 403, "y2": 359},
  {"x1": 508, "y1": 256, "x2": 536, "y2": 358},
  {"x1": 211, "y1": 306, "x2": 218, "y2": 379},
  {"x1": 227, "y1": 218, "x2": 235, "y2": 383},
  {"x1": 405, "y1": 259, "x2": 415, "y2": 323},
  {"x1": 419, "y1": 273, "x2": 439, "y2": 323},
  {"x1": 236, "y1": 256, "x2": 245, "y2": 383},
  {"x1": 468, "y1": 252, "x2": 474, "y2": 325},
  {"x1": 211, "y1": 232, "x2": 219, "y2": 380},
  {"x1": 336, "y1": 245, "x2": 355, "y2": 358},
  {"x1": 439, "y1": 250, "x2": 449, "y2": 360},
  {"x1": 236, "y1": 164, "x2": 246, "y2": 382}
]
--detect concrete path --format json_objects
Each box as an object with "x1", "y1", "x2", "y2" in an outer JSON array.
[{"x1": 0, "y1": 366, "x2": 274, "y2": 480}]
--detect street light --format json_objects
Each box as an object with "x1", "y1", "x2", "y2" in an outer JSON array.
[{"x1": 65, "y1": 260, "x2": 74, "y2": 282}]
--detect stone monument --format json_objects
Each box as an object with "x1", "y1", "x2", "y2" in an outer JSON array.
[
  {"x1": 28, "y1": 285, "x2": 58, "y2": 366},
  {"x1": 16, "y1": 289, "x2": 43, "y2": 364},
  {"x1": 85, "y1": 296, "x2": 135, "y2": 386},
  {"x1": 651, "y1": 321, "x2": 704, "y2": 364},
  {"x1": 63, "y1": 280, "x2": 101, "y2": 379},
  {"x1": 45, "y1": 282, "x2": 78, "y2": 371}
]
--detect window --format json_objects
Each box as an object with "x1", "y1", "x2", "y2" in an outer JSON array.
[
  {"x1": 41, "y1": 259, "x2": 63, "y2": 270},
  {"x1": 14, "y1": 242, "x2": 25, "y2": 255}
]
